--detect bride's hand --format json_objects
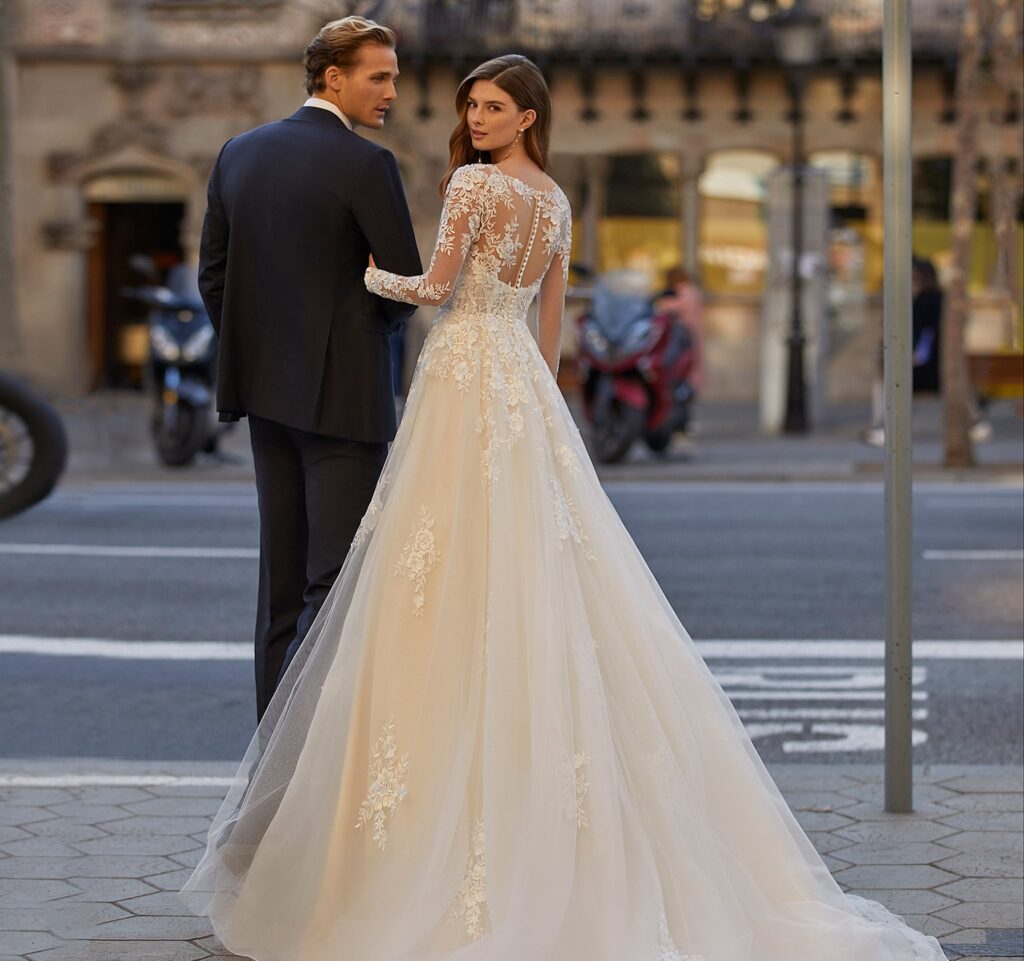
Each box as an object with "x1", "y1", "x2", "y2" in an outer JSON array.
[{"x1": 368, "y1": 254, "x2": 376, "y2": 268}]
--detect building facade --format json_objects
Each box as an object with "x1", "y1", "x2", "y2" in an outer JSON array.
[{"x1": 2, "y1": 0, "x2": 1021, "y2": 406}]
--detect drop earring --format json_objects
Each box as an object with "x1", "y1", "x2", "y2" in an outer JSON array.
[{"x1": 496, "y1": 129, "x2": 524, "y2": 164}]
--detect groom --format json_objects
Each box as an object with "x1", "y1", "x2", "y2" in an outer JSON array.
[{"x1": 199, "y1": 17, "x2": 421, "y2": 721}]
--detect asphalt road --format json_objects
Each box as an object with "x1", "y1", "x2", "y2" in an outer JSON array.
[{"x1": 1, "y1": 481, "x2": 1021, "y2": 766}]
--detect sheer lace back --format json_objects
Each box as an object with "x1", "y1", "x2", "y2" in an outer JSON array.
[{"x1": 365, "y1": 163, "x2": 572, "y2": 322}]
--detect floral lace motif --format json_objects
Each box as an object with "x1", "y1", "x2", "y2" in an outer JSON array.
[
  {"x1": 394, "y1": 506, "x2": 440, "y2": 617},
  {"x1": 365, "y1": 165, "x2": 573, "y2": 490},
  {"x1": 556, "y1": 750, "x2": 592, "y2": 828},
  {"x1": 658, "y1": 903, "x2": 704, "y2": 960},
  {"x1": 447, "y1": 817, "x2": 488, "y2": 940},
  {"x1": 355, "y1": 718, "x2": 410, "y2": 850},
  {"x1": 549, "y1": 474, "x2": 594, "y2": 560},
  {"x1": 351, "y1": 477, "x2": 387, "y2": 552}
]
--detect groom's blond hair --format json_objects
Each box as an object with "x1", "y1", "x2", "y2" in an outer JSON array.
[{"x1": 303, "y1": 17, "x2": 396, "y2": 96}]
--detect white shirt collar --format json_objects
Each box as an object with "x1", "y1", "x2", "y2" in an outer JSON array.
[{"x1": 303, "y1": 97, "x2": 353, "y2": 130}]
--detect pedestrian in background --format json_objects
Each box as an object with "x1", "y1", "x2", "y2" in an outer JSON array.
[{"x1": 655, "y1": 265, "x2": 706, "y2": 395}]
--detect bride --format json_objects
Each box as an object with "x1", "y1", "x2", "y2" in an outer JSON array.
[{"x1": 182, "y1": 54, "x2": 947, "y2": 961}]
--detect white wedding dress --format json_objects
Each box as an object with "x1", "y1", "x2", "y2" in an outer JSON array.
[{"x1": 182, "y1": 163, "x2": 947, "y2": 961}]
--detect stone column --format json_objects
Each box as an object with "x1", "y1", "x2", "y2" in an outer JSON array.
[
  {"x1": 681, "y1": 153, "x2": 703, "y2": 280},
  {"x1": 0, "y1": 0, "x2": 20, "y2": 362},
  {"x1": 580, "y1": 154, "x2": 607, "y2": 273}
]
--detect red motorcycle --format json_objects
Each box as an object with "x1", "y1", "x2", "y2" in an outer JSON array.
[{"x1": 575, "y1": 275, "x2": 695, "y2": 464}]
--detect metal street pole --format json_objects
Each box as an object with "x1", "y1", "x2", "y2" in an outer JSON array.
[
  {"x1": 783, "y1": 71, "x2": 808, "y2": 434},
  {"x1": 883, "y1": 0, "x2": 914, "y2": 813}
]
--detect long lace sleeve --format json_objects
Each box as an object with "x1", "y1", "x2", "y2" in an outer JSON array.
[
  {"x1": 365, "y1": 165, "x2": 482, "y2": 307},
  {"x1": 537, "y1": 203, "x2": 572, "y2": 378}
]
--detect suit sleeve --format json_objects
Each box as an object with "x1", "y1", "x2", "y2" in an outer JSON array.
[
  {"x1": 350, "y1": 149, "x2": 423, "y2": 329},
  {"x1": 198, "y1": 143, "x2": 230, "y2": 336}
]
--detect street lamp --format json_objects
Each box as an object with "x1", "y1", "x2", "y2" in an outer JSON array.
[{"x1": 772, "y1": 1, "x2": 823, "y2": 433}]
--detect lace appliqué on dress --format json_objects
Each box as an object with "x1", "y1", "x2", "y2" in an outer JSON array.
[
  {"x1": 352, "y1": 457, "x2": 398, "y2": 553},
  {"x1": 658, "y1": 902, "x2": 705, "y2": 961},
  {"x1": 446, "y1": 817, "x2": 488, "y2": 940},
  {"x1": 355, "y1": 718, "x2": 410, "y2": 851},
  {"x1": 549, "y1": 475, "x2": 594, "y2": 560},
  {"x1": 556, "y1": 750, "x2": 592, "y2": 828},
  {"x1": 394, "y1": 505, "x2": 440, "y2": 617}
]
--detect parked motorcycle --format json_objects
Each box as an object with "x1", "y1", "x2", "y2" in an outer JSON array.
[
  {"x1": 575, "y1": 270, "x2": 695, "y2": 464},
  {"x1": 123, "y1": 258, "x2": 220, "y2": 467},
  {"x1": 0, "y1": 372, "x2": 68, "y2": 519}
]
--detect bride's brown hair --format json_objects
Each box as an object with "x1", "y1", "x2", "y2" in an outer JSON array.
[{"x1": 440, "y1": 55, "x2": 552, "y2": 198}]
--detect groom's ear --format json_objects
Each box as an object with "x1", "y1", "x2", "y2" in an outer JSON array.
[{"x1": 323, "y1": 65, "x2": 344, "y2": 90}]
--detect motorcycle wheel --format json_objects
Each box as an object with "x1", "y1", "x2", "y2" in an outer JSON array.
[
  {"x1": 155, "y1": 404, "x2": 207, "y2": 467},
  {"x1": 593, "y1": 400, "x2": 645, "y2": 464},
  {"x1": 644, "y1": 424, "x2": 673, "y2": 454},
  {"x1": 0, "y1": 373, "x2": 68, "y2": 520}
]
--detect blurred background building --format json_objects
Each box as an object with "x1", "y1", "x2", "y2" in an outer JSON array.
[{"x1": 1, "y1": 0, "x2": 1021, "y2": 409}]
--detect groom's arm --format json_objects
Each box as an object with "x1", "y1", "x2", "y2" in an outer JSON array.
[
  {"x1": 198, "y1": 143, "x2": 230, "y2": 336},
  {"x1": 350, "y1": 149, "x2": 422, "y2": 329}
]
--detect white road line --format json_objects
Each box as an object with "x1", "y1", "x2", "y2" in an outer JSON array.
[
  {"x1": 2, "y1": 636, "x2": 1020, "y2": 661},
  {"x1": 697, "y1": 640, "x2": 1023, "y2": 659},
  {"x1": 923, "y1": 549, "x2": 1024, "y2": 561},
  {"x1": 737, "y1": 707, "x2": 929, "y2": 721},
  {"x1": 0, "y1": 637, "x2": 252, "y2": 659},
  {"x1": 0, "y1": 544, "x2": 258, "y2": 559},
  {"x1": 0, "y1": 774, "x2": 235, "y2": 787}
]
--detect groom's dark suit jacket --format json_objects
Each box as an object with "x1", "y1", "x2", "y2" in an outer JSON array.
[{"x1": 199, "y1": 106, "x2": 422, "y2": 443}]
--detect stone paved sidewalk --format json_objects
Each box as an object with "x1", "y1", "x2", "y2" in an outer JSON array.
[{"x1": 0, "y1": 763, "x2": 1020, "y2": 961}]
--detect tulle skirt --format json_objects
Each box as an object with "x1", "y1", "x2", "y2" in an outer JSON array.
[{"x1": 181, "y1": 309, "x2": 947, "y2": 961}]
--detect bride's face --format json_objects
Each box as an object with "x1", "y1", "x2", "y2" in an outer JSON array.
[{"x1": 465, "y1": 80, "x2": 534, "y2": 156}]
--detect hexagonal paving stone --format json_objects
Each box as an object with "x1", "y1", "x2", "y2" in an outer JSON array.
[
  {"x1": 835, "y1": 841, "x2": 956, "y2": 866},
  {"x1": 142, "y1": 867, "x2": 196, "y2": 891},
  {"x1": 29, "y1": 941, "x2": 210, "y2": 960},
  {"x1": 936, "y1": 878, "x2": 1024, "y2": 903},
  {"x1": 893, "y1": 913, "x2": 963, "y2": 939},
  {"x1": 938, "y1": 901, "x2": 1024, "y2": 928},
  {"x1": 937, "y1": 852, "x2": 1024, "y2": 880},
  {"x1": 939, "y1": 832, "x2": 1024, "y2": 855},
  {"x1": 117, "y1": 890, "x2": 199, "y2": 917},
  {"x1": 0, "y1": 826, "x2": 32, "y2": 844},
  {"x1": 123, "y1": 797, "x2": 222, "y2": 817},
  {"x1": 56, "y1": 913, "x2": 214, "y2": 940},
  {"x1": 73, "y1": 835, "x2": 202, "y2": 858},
  {"x1": 23, "y1": 821, "x2": 109, "y2": 843},
  {"x1": 0, "y1": 931, "x2": 64, "y2": 954},
  {"x1": 835, "y1": 819, "x2": 959, "y2": 844},
  {"x1": 806, "y1": 831, "x2": 855, "y2": 855},
  {"x1": 0, "y1": 878, "x2": 79, "y2": 904},
  {"x1": 0, "y1": 806, "x2": 58, "y2": 826},
  {"x1": 943, "y1": 794, "x2": 1024, "y2": 814},
  {"x1": 0, "y1": 838, "x2": 84, "y2": 858},
  {"x1": 65, "y1": 877, "x2": 158, "y2": 903},
  {"x1": 43, "y1": 804, "x2": 136, "y2": 824},
  {"x1": 0, "y1": 855, "x2": 178, "y2": 880},
  {"x1": 939, "y1": 771, "x2": 1024, "y2": 794},
  {"x1": 939, "y1": 813, "x2": 1024, "y2": 833},
  {"x1": 71, "y1": 788, "x2": 158, "y2": 806},
  {"x1": 857, "y1": 888, "x2": 959, "y2": 915},
  {"x1": 834, "y1": 863, "x2": 961, "y2": 890},
  {"x1": 793, "y1": 810, "x2": 854, "y2": 832},
  {"x1": 100, "y1": 816, "x2": 213, "y2": 837}
]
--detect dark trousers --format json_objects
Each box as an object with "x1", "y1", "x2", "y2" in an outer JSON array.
[{"x1": 248, "y1": 415, "x2": 387, "y2": 721}]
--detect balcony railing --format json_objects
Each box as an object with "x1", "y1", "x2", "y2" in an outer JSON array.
[{"x1": 383, "y1": 0, "x2": 969, "y2": 61}]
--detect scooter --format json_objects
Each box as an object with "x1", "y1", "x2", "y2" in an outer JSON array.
[
  {"x1": 575, "y1": 270, "x2": 695, "y2": 464},
  {"x1": 123, "y1": 258, "x2": 221, "y2": 467},
  {"x1": 0, "y1": 372, "x2": 67, "y2": 519}
]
